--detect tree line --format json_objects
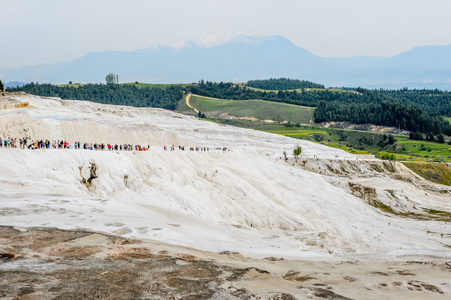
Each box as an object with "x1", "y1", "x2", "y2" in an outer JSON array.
[
  {"x1": 7, "y1": 83, "x2": 183, "y2": 110},
  {"x1": 186, "y1": 81, "x2": 451, "y2": 136},
  {"x1": 7, "y1": 79, "x2": 451, "y2": 137},
  {"x1": 314, "y1": 100, "x2": 450, "y2": 137},
  {"x1": 187, "y1": 80, "x2": 329, "y2": 106},
  {"x1": 246, "y1": 78, "x2": 325, "y2": 90},
  {"x1": 374, "y1": 88, "x2": 450, "y2": 117}
]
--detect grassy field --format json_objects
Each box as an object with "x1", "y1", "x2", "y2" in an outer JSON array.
[
  {"x1": 443, "y1": 116, "x2": 451, "y2": 124},
  {"x1": 176, "y1": 94, "x2": 192, "y2": 112},
  {"x1": 382, "y1": 138, "x2": 451, "y2": 162},
  {"x1": 184, "y1": 95, "x2": 315, "y2": 124}
]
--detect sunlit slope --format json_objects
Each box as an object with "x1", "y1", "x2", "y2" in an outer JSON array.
[
  {"x1": 184, "y1": 95, "x2": 315, "y2": 124},
  {"x1": 0, "y1": 94, "x2": 450, "y2": 259}
]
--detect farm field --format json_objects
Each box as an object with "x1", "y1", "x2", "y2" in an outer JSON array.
[{"x1": 183, "y1": 95, "x2": 315, "y2": 124}]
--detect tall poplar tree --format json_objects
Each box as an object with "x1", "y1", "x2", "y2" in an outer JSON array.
[{"x1": 105, "y1": 73, "x2": 119, "y2": 85}]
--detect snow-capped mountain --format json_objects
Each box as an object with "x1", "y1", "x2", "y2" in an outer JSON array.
[
  {"x1": 189, "y1": 32, "x2": 285, "y2": 48},
  {"x1": 2, "y1": 34, "x2": 451, "y2": 89}
]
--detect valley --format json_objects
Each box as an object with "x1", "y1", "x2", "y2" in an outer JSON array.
[{"x1": 0, "y1": 94, "x2": 450, "y2": 298}]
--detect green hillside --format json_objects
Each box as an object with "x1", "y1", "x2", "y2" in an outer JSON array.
[
  {"x1": 183, "y1": 95, "x2": 315, "y2": 124},
  {"x1": 186, "y1": 81, "x2": 451, "y2": 137},
  {"x1": 403, "y1": 162, "x2": 451, "y2": 186}
]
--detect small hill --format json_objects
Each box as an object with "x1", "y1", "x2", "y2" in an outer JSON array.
[{"x1": 183, "y1": 94, "x2": 315, "y2": 124}]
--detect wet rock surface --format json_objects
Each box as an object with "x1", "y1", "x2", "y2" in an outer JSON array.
[
  {"x1": 0, "y1": 226, "x2": 292, "y2": 299},
  {"x1": 1, "y1": 226, "x2": 451, "y2": 299}
]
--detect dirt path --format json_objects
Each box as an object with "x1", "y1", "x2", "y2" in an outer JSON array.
[{"x1": 185, "y1": 93, "x2": 199, "y2": 113}]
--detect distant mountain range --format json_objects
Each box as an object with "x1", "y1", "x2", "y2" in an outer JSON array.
[
  {"x1": 2, "y1": 34, "x2": 451, "y2": 89},
  {"x1": 4, "y1": 81, "x2": 26, "y2": 88}
]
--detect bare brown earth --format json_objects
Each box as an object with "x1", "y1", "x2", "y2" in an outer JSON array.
[
  {"x1": 1, "y1": 226, "x2": 450, "y2": 299},
  {"x1": 320, "y1": 121, "x2": 410, "y2": 135}
]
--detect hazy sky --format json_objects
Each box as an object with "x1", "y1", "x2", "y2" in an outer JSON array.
[{"x1": 2, "y1": 0, "x2": 451, "y2": 69}]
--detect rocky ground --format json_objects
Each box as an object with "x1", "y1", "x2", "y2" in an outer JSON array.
[
  {"x1": 1, "y1": 226, "x2": 451, "y2": 299},
  {"x1": 320, "y1": 121, "x2": 410, "y2": 135}
]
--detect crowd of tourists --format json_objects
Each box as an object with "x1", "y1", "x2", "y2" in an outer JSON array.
[
  {"x1": 164, "y1": 145, "x2": 218, "y2": 152},
  {"x1": 163, "y1": 145, "x2": 230, "y2": 152},
  {"x1": 0, "y1": 137, "x2": 148, "y2": 151},
  {"x1": 0, "y1": 137, "x2": 227, "y2": 152}
]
